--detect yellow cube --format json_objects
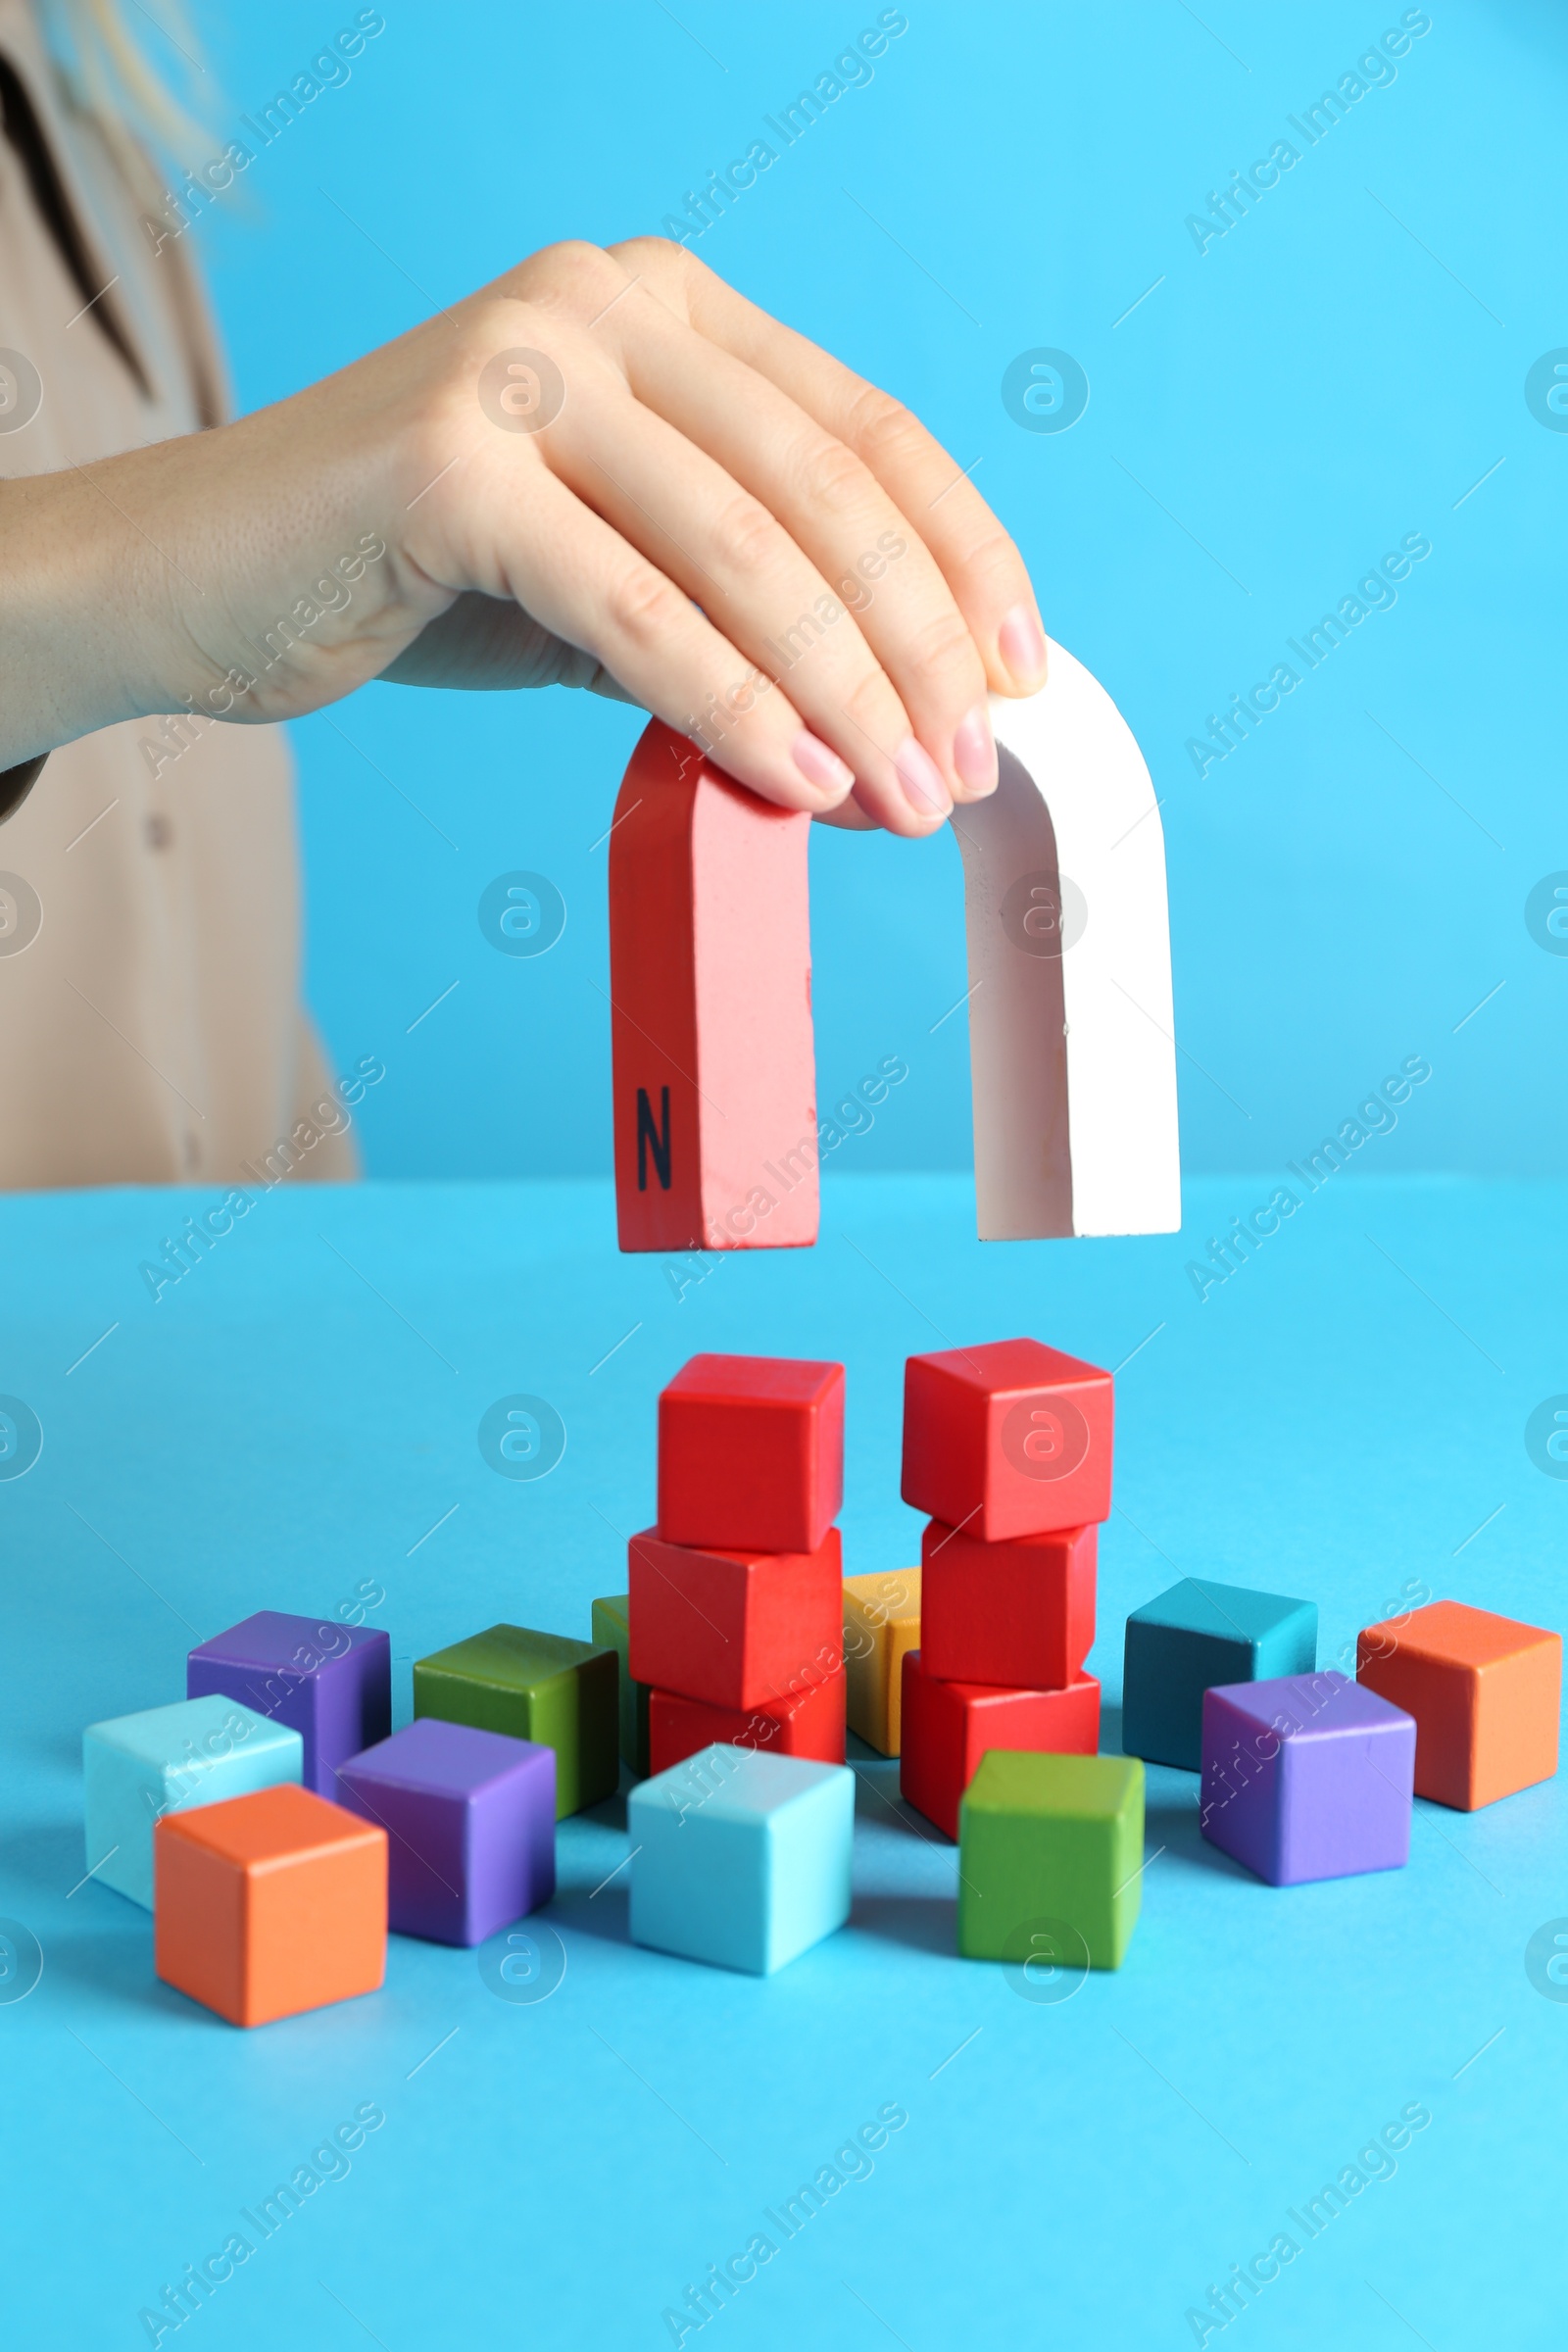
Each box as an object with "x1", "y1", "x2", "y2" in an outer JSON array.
[{"x1": 843, "y1": 1570, "x2": 922, "y2": 1755}]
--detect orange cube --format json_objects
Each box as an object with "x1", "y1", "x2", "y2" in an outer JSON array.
[
  {"x1": 155, "y1": 1784, "x2": 386, "y2": 2026},
  {"x1": 1356, "y1": 1600, "x2": 1561, "y2": 1811}
]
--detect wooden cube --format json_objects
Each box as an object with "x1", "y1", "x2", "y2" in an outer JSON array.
[
  {"x1": 1122, "y1": 1578, "x2": 1318, "y2": 1772},
  {"x1": 1200, "y1": 1673, "x2": 1414, "y2": 1885},
  {"x1": 649, "y1": 1665, "x2": 845, "y2": 1775},
  {"x1": 82, "y1": 1695, "x2": 302, "y2": 1910},
  {"x1": 413, "y1": 1625, "x2": 618, "y2": 1818},
  {"x1": 843, "y1": 1569, "x2": 921, "y2": 1755},
  {"x1": 154, "y1": 1784, "x2": 385, "y2": 2027},
  {"x1": 920, "y1": 1519, "x2": 1095, "y2": 1690},
  {"x1": 186, "y1": 1609, "x2": 390, "y2": 1795},
  {"x1": 630, "y1": 1745, "x2": 854, "y2": 1975},
  {"x1": 958, "y1": 1751, "x2": 1145, "y2": 1969},
  {"x1": 628, "y1": 1524, "x2": 842, "y2": 1711},
  {"x1": 901, "y1": 1338, "x2": 1113, "y2": 1541},
  {"x1": 1357, "y1": 1600, "x2": 1561, "y2": 1810},
  {"x1": 591, "y1": 1594, "x2": 650, "y2": 1779},
  {"x1": 899, "y1": 1649, "x2": 1100, "y2": 1839},
  {"x1": 656, "y1": 1353, "x2": 845, "y2": 1552},
  {"x1": 336, "y1": 1719, "x2": 556, "y2": 1946}
]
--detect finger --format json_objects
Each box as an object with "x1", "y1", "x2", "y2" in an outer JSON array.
[
  {"x1": 487, "y1": 466, "x2": 855, "y2": 813},
  {"x1": 598, "y1": 295, "x2": 999, "y2": 808},
  {"x1": 378, "y1": 592, "x2": 642, "y2": 698},
  {"x1": 539, "y1": 361, "x2": 955, "y2": 838},
  {"x1": 811, "y1": 792, "x2": 879, "y2": 831},
  {"x1": 610, "y1": 237, "x2": 1048, "y2": 697}
]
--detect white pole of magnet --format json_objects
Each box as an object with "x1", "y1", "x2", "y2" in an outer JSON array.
[{"x1": 953, "y1": 638, "x2": 1182, "y2": 1242}]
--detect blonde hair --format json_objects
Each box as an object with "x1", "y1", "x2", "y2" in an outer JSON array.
[{"x1": 38, "y1": 0, "x2": 217, "y2": 178}]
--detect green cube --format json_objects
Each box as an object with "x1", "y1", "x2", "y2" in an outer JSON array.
[
  {"x1": 413, "y1": 1624, "x2": 618, "y2": 1819},
  {"x1": 957, "y1": 1750, "x2": 1146, "y2": 1970},
  {"x1": 591, "y1": 1594, "x2": 650, "y2": 1780}
]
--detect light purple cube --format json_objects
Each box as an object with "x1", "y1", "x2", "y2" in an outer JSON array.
[
  {"x1": 335, "y1": 1718, "x2": 556, "y2": 1946},
  {"x1": 1200, "y1": 1670, "x2": 1415, "y2": 1886},
  {"x1": 186, "y1": 1610, "x2": 391, "y2": 1794}
]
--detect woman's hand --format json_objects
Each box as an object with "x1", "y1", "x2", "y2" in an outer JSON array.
[{"x1": 1, "y1": 238, "x2": 1047, "y2": 836}]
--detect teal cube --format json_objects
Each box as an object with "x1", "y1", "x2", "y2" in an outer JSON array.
[
  {"x1": 629, "y1": 1744, "x2": 854, "y2": 1975},
  {"x1": 82, "y1": 1696, "x2": 303, "y2": 1908},
  {"x1": 1122, "y1": 1579, "x2": 1317, "y2": 1770},
  {"x1": 592, "y1": 1593, "x2": 650, "y2": 1779}
]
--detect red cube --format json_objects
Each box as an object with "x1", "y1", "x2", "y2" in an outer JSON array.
[
  {"x1": 627, "y1": 1526, "x2": 842, "y2": 1712},
  {"x1": 902, "y1": 1337, "x2": 1112, "y2": 1542},
  {"x1": 920, "y1": 1518, "x2": 1096, "y2": 1690},
  {"x1": 899, "y1": 1649, "x2": 1100, "y2": 1838},
  {"x1": 657, "y1": 1354, "x2": 845, "y2": 1553},
  {"x1": 649, "y1": 1666, "x2": 846, "y2": 1774}
]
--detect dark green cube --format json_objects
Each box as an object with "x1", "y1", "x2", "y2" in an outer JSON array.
[
  {"x1": 413, "y1": 1624, "x2": 618, "y2": 1818},
  {"x1": 591, "y1": 1593, "x2": 650, "y2": 1779},
  {"x1": 957, "y1": 1750, "x2": 1146, "y2": 1970}
]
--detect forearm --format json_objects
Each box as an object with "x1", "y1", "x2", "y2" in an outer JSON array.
[
  {"x1": 0, "y1": 462, "x2": 171, "y2": 765},
  {"x1": 0, "y1": 405, "x2": 429, "y2": 768}
]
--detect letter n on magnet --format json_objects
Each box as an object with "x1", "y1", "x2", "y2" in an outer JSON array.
[{"x1": 637, "y1": 1087, "x2": 672, "y2": 1191}]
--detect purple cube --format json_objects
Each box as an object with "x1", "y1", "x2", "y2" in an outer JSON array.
[
  {"x1": 335, "y1": 1718, "x2": 556, "y2": 1945},
  {"x1": 186, "y1": 1611, "x2": 391, "y2": 1795},
  {"x1": 1200, "y1": 1670, "x2": 1415, "y2": 1886}
]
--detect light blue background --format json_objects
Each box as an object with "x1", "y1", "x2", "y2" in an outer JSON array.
[{"x1": 161, "y1": 0, "x2": 1565, "y2": 1181}]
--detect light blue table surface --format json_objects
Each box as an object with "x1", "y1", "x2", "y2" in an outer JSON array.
[{"x1": 2, "y1": 1171, "x2": 1562, "y2": 2348}]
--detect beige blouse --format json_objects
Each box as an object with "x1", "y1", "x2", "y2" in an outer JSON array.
[{"x1": 0, "y1": 0, "x2": 353, "y2": 1187}]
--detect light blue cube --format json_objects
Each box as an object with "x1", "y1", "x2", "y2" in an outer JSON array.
[
  {"x1": 82, "y1": 1696, "x2": 304, "y2": 1908},
  {"x1": 629, "y1": 1743, "x2": 854, "y2": 1975}
]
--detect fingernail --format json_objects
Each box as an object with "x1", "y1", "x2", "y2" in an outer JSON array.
[
  {"x1": 894, "y1": 737, "x2": 953, "y2": 818},
  {"x1": 999, "y1": 604, "x2": 1048, "y2": 688},
  {"x1": 791, "y1": 729, "x2": 855, "y2": 798},
  {"x1": 953, "y1": 701, "x2": 998, "y2": 794}
]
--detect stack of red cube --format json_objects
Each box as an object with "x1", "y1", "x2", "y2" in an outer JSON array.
[
  {"x1": 627, "y1": 1354, "x2": 849, "y2": 1774},
  {"x1": 899, "y1": 1338, "x2": 1114, "y2": 1838}
]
